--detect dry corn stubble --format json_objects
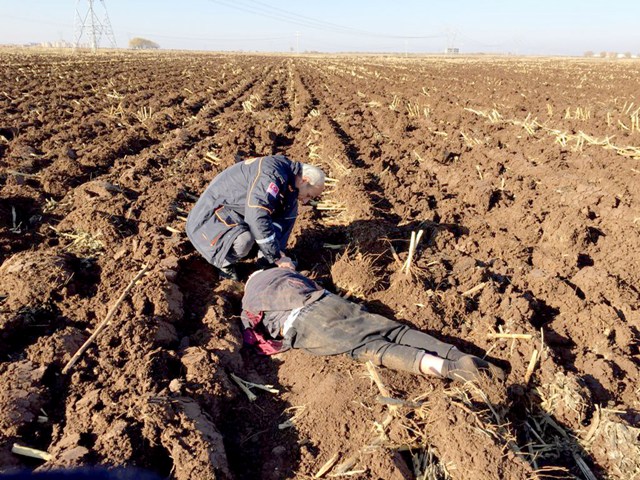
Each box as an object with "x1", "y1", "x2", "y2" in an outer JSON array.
[
  {"x1": 49, "y1": 226, "x2": 104, "y2": 256},
  {"x1": 3, "y1": 52, "x2": 639, "y2": 480},
  {"x1": 330, "y1": 247, "x2": 382, "y2": 299}
]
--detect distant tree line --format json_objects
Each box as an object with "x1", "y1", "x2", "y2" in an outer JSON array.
[{"x1": 129, "y1": 37, "x2": 159, "y2": 49}]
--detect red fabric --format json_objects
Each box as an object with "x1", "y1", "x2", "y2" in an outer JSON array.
[
  {"x1": 242, "y1": 310, "x2": 284, "y2": 355},
  {"x1": 244, "y1": 310, "x2": 263, "y2": 327}
]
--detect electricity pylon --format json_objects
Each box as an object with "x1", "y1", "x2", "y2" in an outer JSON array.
[
  {"x1": 73, "y1": 0, "x2": 117, "y2": 52},
  {"x1": 445, "y1": 27, "x2": 458, "y2": 52}
]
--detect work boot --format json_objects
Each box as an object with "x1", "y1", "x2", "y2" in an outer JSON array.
[
  {"x1": 216, "y1": 264, "x2": 239, "y2": 281},
  {"x1": 445, "y1": 346, "x2": 466, "y2": 361},
  {"x1": 442, "y1": 355, "x2": 505, "y2": 382}
]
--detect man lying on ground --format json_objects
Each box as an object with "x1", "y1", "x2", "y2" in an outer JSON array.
[{"x1": 240, "y1": 267, "x2": 505, "y2": 382}]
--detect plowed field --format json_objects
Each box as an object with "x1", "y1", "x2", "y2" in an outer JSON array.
[{"x1": 1, "y1": 51, "x2": 639, "y2": 480}]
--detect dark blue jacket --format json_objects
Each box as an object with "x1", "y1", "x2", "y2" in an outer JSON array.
[
  {"x1": 242, "y1": 268, "x2": 324, "y2": 322},
  {"x1": 240, "y1": 268, "x2": 325, "y2": 354},
  {"x1": 186, "y1": 155, "x2": 301, "y2": 266}
]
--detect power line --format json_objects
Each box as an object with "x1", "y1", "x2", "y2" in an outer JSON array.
[
  {"x1": 242, "y1": 0, "x2": 396, "y2": 37},
  {"x1": 1, "y1": 14, "x2": 72, "y2": 28},
  {"x1": 3, "y1": 1, "x2": 447, "y2": 50},
  {"x1": 458, "y1": 33, "x2": 508, "y2": 49},
  {"x1": 129, "y1": 32, "x2": 291, "y2": 42},
  {"x1": 208, "y1": 0, "x2": 355, "y2": 35},
  {"x1": 0, "y1": 12, "x2": 289, "y2": 46},
  {"x1": 208, "y1": 0, "x2": 447, "y2": 40}
]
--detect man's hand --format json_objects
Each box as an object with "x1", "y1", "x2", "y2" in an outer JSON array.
[{"x1": 275, "y1": 255, "x2": 296, "y2": 270}]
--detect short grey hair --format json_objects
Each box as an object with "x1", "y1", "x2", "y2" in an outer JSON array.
[{"x1": 301, "y1": 163, "x2": 326, "y2": 186}]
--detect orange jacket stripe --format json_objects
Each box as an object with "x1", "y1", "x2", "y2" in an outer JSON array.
[
  {"x1": 247, "y1": 157, "x2": 274, "y2": 214},
  {"x1": 215, "y1": 208, "x2": 239, "y2": 227}
]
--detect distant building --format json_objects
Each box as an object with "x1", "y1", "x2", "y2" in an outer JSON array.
[
  {"x1": 445, "y1": 47, "x2": 460, "y2": 54},
  {"x1": 40, "y1": 40, "x2": 73, "y2": 48}
]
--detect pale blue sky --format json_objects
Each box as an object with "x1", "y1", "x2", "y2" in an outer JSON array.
[{"x1": 1, "y1": 0, "x2": 639, "y2": 55}]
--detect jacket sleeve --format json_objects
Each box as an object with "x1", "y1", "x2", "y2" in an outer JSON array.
[
  {"x1": 273, "y1": 198, "x2": 298, "y2": 251},
  {"x1": 244, "y1": 162, "x2": 286, "y2": 263}
]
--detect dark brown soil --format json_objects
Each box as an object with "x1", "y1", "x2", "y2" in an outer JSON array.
[{"x1": 1, "y1": 50, "x2": 639, "y2": 479}]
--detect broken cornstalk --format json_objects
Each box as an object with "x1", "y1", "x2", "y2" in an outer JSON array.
[
  {"x1": 230, "y1": 372, "x2": 279, "y2": 402},
  {"x1": 487, "y1": 333, "x2": 533, "y2": 340},
  {"x1": 524, "y1": 349, "x2": 539, "y2": 384},
  {"x1": 314, "y1": 453, "x2": 340, "y2": 478},
  {"x1": 366, "y1": 361, "x2": 396, "y2": 413},
  {"x1": 12, "y1": 444, "x2": 52, "y2": 462},
  {"x1": 62, "y1": 264, "x2": 150, "y2": 374},
  {"x1": 402, "y1": 229, "x2": 424, "y2": 276},
  {"x1": 461, "y1": 282, "x2": 487, "y2": 297}
]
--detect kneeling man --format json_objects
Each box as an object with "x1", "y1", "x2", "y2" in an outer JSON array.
[{"x1": 187, "y1": 155, "x2": 325, "y2": 280}]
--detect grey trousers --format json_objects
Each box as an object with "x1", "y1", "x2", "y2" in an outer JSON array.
[
  {"x1": 221, "y1": 224, "x2": 288, "y2": 267},
  {"x1": 289, "y1": 293, "x2": 457, "y2": 374},
  {"x1": 221, "y1": 230, "x2": 254, "y2": 267}
]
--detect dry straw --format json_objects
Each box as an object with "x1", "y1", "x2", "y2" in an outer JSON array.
[
  {"x1": 230, "y1": 372, "x2": 279, "y2": 402},
  {"x1": 465, "y1": 106, "x2": 640, "y2": 160},
  {"x1": 49, "y1": 226, "x2": 104, "y2": 256},
  {"x1": 402, "y1": 230, "x2": 424, "y2": 276},
  {"x1": 331, "y1": 247, "x2": 381, "y2": 299},
  {"x1": 12, "y1": 444, "x2": 52, "y2": 462}
]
